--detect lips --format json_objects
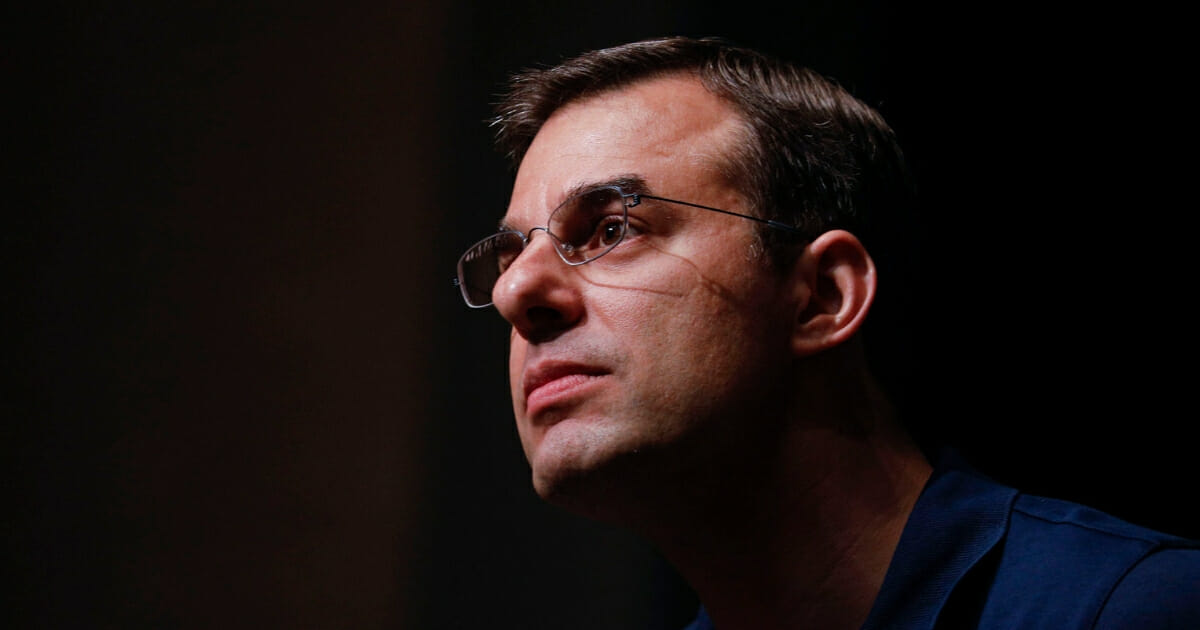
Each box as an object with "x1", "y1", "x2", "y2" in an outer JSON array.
[{"x1": 522, "y1": 361, "x2": 610, "y2": 418}]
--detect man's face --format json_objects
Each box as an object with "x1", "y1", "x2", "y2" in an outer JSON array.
[{"x1": 494, "y1": 75, "x2": 797, "y2": 516}]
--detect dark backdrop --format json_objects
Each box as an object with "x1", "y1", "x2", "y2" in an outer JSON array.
[{"x1": 7, "y1": 2, "x2": 1195, "y2": 629}]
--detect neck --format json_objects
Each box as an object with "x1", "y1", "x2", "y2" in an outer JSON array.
[{"x1": 639, "y1": 369, "x2": 932, "y2": 630}]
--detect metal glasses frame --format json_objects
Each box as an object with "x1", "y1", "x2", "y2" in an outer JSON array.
[{"x1": 454, "y1": 185, "x2": 804, "y2": 308}]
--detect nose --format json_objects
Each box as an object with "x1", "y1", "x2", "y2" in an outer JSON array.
[{"x1": 492, "y1": 231, "x2": 584, "y2": 342}]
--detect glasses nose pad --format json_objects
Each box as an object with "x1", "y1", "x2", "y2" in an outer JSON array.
[{"x1": 524, "y1": 226, "x2": 574, "y2": 262}]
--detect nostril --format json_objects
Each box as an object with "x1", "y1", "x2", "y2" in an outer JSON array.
[
  {"x1": 524, "y1": 305, "x2": 570, "y2": 343},
  {"x1": 527, "y1": 305, "x2": 564, "y2": 326}
]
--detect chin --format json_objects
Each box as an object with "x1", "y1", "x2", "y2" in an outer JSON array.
[
  {"x1": 527, "y1": 421, "x2": 658, "y2": 523},
  {"x1": 532, "y1": 467, "x2": 634, "y2": 525}
]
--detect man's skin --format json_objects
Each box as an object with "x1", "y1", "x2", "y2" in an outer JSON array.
[{"x1": 493, "y1": 73, "x2": 932, "y2": 630}]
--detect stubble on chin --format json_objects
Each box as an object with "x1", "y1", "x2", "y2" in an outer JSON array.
[{"x1": 526, "y1": 421, "x2": 687, "y2": 527}]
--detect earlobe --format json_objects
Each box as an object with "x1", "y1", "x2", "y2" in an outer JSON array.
[{"x1": 790, "y1": 230, "x2": 877, "y2": 357}]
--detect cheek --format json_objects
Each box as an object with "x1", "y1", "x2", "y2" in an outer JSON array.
[
  {"x1": 507, "y1": 331, "x2": 524, "y2": 391},
  {"x1": 508, "y1": 335, "x2": 533, "y2": 435},
  {"x1": 587, "y1": 256, "x2": 701, "y2": 328},
  {"x1": 637, "y1": 260, "x2": 783, "y2": 375},
  {"x1": 602, "y1": 283, "x2": 762, "y2": 396}
]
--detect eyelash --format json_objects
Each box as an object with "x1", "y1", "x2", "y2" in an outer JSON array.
[{"x1": 620, "y1": 214, "x2": 646, "y2": 237}]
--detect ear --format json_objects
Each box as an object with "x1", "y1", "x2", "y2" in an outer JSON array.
[{"x1": 790, "y1": 229, "x2": 877, "y2": 357}]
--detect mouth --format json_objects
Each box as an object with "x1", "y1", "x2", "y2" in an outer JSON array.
[{"x1": 523, "y1": 361, "x2": 610, "y2": 419}]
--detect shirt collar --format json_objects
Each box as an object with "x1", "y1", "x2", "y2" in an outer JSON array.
[{"x1": 860, "y1": 448, "x2": 1018, "y2": 630}]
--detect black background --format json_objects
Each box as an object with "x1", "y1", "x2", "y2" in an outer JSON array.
[{"x1": 7, "y1": 2, "x2": 1196, "y2": 629}]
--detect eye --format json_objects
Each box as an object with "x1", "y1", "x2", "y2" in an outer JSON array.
[
  {"x1": 596, "y1": 216, "x2": 626, "y2": 247},
  {"x1": 550, "y1": 186, "x2": 629, "y2": 259}
]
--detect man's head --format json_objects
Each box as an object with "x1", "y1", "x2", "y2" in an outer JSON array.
[
  {"x1": 492, "y1": 36, "x2": 912, "y2": 269},
  {"x1": 467, "y1": 37, "x2": 914, "y2": 525}
]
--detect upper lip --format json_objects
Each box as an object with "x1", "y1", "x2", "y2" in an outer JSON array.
[{"x1": 523, "y1": 360, "x2": 610, "y2": 401}]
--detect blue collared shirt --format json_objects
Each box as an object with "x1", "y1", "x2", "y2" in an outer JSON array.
[{"x1": 685, "y1": 450, "x2": 1200, "y2": 629}]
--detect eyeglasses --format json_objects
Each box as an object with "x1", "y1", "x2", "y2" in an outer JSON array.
[{"x1": 454, "y1": 185, "x2": 804, "y2": 308}]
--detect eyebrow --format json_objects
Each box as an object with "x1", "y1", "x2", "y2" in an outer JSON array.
[{"x1": 496, "y1": 174, "x2": 651, "y2": 232}]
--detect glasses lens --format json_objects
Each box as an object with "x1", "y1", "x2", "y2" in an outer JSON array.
[
  {"x1": 548, "y1": 186, "x2": 628, "y2": 263},
  {"x1": 457, "y1": 231, "x2": 525, "y2": 307}
]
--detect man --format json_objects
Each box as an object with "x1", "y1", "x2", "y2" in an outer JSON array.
[{"x1": 454, "y1": 36, "x2": 1200, "y2": 629}]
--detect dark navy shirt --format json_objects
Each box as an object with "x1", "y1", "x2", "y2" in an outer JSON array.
[{"x1": 684, "y1": 451, "x2": 1200, "y2": 629}]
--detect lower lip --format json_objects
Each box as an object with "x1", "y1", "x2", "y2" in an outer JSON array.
[{"x1": 525, "y1": 373, "x2": 607, "y2": 419}]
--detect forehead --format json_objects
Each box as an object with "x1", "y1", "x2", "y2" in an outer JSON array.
[{"x1": 506, "y1": 74, "x2": 743, "y2": 223}]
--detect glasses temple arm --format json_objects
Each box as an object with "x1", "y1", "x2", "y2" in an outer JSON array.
[{"x1": 633, "y1": 193, "x2": 805, "y2": 234}]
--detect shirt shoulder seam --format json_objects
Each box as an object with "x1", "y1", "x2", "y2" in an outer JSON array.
[{"x1": 1011, "y1": 498, "x2": 1167, "y2": 545}]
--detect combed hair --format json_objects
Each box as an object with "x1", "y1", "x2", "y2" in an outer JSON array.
[{"x1": 490, "y1": 35, "x2": 916, "y2": 267}]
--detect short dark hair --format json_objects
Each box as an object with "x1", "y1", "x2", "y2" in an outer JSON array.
[{"x1": 491, "y1": 36, "x2": 916, "y2": 267}]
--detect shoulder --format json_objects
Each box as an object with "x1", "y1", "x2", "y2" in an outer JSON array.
[
  {"x1": 1094, "y1": 546, "x2": 1200, "y2": 629},
  {"x1": 987, "y1": 493, "x2": 1200, "y2": 628},
  {"x1": 1007, "y1": 493, "x2": 1196, "y2": 558}
]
